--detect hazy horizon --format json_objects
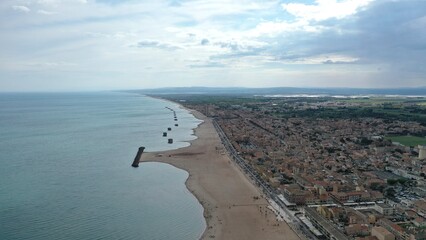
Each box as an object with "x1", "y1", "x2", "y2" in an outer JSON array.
[
  {"x1": 2, "y1": 85, "x2": 426, "y2": 94},
  {"x1": 1, "y1": 0, "x2": 425, "y2": 91}
]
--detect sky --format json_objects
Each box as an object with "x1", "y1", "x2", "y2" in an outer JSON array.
[{"x1": 0, "y1": 0, "x2": 425, "y2": 91}]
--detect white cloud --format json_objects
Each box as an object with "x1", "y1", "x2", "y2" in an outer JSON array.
[
  {"x1": 24, "y1": 61, "x2": 77, "y2": 68},
  {"x1": 285, "y1": 54, "x2": 360, "y2": 65},
  {"x1": 173, "y1": 0, "x2": 276, "y2": 22},
  {"x1": 37, "y1": 9, "x2": 57, "y2": 15},
  {"x1": 1, "y1": 0, "x2": 425, "y2": 91},
  {"x1": 247, "y1": 19, "x2": 327, "y2": 37},
  {"x1": 37, "y1": 0, "x2": 87, "y2": 6},
  {"x1": 12, "y1": 5, "x2": 31, "y2": 13},
  {"x1": 137, "y1": 40, "x2": 183, "y2": 50},
  {"x1": 282, "y1": 0, "x2": 374, "y2": 21}
]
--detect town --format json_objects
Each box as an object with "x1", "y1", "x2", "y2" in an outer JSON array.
[{"x1": 161, "y1": 94, "x2": 426, "y2": 240}]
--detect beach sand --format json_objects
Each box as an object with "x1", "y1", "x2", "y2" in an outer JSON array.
[{"x1": 141, "y1": 110, "x2": 300, "y2": 240}]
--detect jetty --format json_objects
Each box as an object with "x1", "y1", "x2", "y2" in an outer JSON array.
[{"x1": 131, "y1": 146, "x2": 145, "y2": 168}]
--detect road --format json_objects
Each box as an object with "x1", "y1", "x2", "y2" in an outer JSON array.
[{"x1": 212, "y1": 119, "x2": 318, "y2": 240}]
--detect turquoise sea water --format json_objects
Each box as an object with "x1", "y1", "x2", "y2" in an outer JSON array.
[{"x1": 0, "y1": 92, "x2": 205, "y2": 240}]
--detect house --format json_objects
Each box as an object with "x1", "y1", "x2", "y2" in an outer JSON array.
[
  {"x1": 372, "y1": 227, "x2": 395, "y2": 240},
  {"x1": 412, "y1": 217, "x2": 426, "y2": 228},
  {"x1": 379, "y1": 219, "x2": 409, "y2": 240},
  {"x1": 346, "y1": 224, "x2": 370, "y2": 237}
]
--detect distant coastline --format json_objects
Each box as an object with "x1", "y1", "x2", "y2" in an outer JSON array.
[{"x1": 124, "y1": 86, "x2": 426, "y2": 96}]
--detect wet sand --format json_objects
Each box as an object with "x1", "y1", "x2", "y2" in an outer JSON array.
[{"x1": 141, "y1": 110, "x2": 300, "y2": 240}]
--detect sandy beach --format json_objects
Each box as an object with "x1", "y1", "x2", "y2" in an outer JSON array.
[{"x1": 140, "y1": 109, "x2": 300, "y2": 240}]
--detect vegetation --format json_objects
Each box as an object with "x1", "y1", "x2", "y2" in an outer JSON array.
[
  {"x1": 158, "y1": 94, "x2": 426, "y2": 126},
  {"x1": 273, "y1": 107, "x2": 426, "y2": 126},
  {"x1": 386, "y1": 135, "x2": 426, "y2": 147},
  {"x1": 387, "y1": 178, "x2": 409, "y2": 185}
]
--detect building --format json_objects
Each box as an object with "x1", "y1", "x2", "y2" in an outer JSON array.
[
  {"x1": 330, "y1": 191, "x2": 363, "y2": 204},
  {"x1": 283, "y1": 184, "x2": 308, "y2": 205},
  {"x1": 374, "y1": 203, "x2": 396, "y2": 216},
  {"x1": 305, "y1": 207, "x2": 350, "y2": 240},
  {"x1": 356, "y1": 237, "x2": 379, "y2": 240},
  {"x1": 379, "y1": 219, "x2": 410, "y2": 240},
  {"x1": 419, "y1": 145, "x2": 426, "y2": 160},
  {"x1": 371, "y1": 227, "x2": 395, "y2": 240},
  {"x1": 346, "y1": 224, "x2": 370, "y2": 237},
  {"x1": 330, "y1": 192, "x2": 349, "y2": 203},
  {"x1": 412, "y1": 217, "x2": 426, "y2": 228}
]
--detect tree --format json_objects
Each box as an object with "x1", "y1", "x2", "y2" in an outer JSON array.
[{"x1": 387, "y1": 179, "x2": 398, "y2": 185}]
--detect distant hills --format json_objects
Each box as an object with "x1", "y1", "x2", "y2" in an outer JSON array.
[{"x1": 127, "y1": 86, "x2": 426, "y2": 96}]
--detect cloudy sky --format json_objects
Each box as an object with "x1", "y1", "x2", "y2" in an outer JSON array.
[{"x1": 0, "y1": 0, "x2": 425, "y2": 91}]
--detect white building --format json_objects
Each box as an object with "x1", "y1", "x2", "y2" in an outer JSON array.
[{"x1": 374, "y1": 203, "x2": 396, "y2": 216}]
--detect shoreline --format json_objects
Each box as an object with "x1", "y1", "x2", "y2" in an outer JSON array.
[
  {"x1": 148, "y1": 94, "x2": 203, "y2": 150},
  {"x1": 140, "y1": 105, "x2": 300, "y2": 240}
]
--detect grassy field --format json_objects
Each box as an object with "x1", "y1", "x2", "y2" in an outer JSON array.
[{"x1": 386, "y1": 135, "x2": 426, "y2": 147}]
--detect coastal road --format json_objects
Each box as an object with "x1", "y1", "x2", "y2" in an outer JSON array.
[{"x1": 212, "y1": 119, "x2": 318, "y2": 240}]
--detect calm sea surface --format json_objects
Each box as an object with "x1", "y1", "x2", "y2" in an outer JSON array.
[{"x1": 0, "y1": 92, "x2": 205, "y2": 240}]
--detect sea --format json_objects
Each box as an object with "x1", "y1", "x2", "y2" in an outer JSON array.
[{"x1": 0, "y1": 92, "x2": 206, "y2": 240}]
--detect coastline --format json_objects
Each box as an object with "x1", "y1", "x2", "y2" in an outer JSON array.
[{"x1": 140, "y1": 106, "x2": 300, "y2": 240}]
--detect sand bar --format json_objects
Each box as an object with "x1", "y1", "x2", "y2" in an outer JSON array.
[{"x1": 141, "y1": 110, "x2": 300, "y2": 240}]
